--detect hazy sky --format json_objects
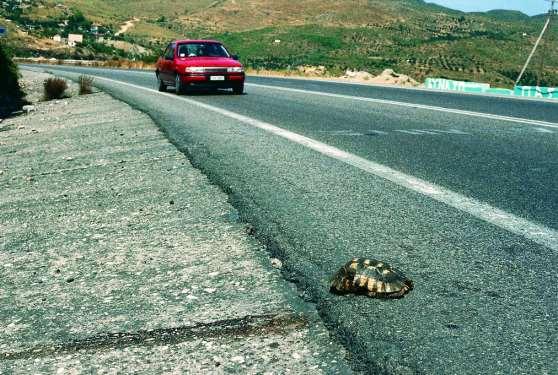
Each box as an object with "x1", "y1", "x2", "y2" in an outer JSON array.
[{"x1": 426, "y1": 0, "x2": 550, "y2": 16}]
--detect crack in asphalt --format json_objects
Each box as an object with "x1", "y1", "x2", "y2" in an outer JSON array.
[{"x1": 0, "y1": 313, "x2": 309, "y2": 361}]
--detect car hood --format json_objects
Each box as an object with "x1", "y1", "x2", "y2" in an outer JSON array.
[{"x1": 177, "y1": 57, "x2": 242, "y2": 67}]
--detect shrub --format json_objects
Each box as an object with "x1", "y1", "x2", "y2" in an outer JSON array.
[
  {"x1": 78, "y1": 75, "x2": 94, "y2": 95},
  {"x1": 0, "y1": 44, "x2": 26, "y2": 117},
  {"x1": 43, "y1": 77, "x2": 68, "y2": 100}
]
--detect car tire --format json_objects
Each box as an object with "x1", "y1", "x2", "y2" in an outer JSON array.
[
  {"x1": 232, "y1": 83, "x2": 244, "y2": 95},
  {"x1": 157, "y1": 73, "x2": 167, "y2": 92},
  {"x1": 175, "y1": 74, "x2": 185, "y2": 95}
]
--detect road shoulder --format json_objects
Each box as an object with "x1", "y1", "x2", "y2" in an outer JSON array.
[{"x1": 0, "y1": 71, "x2": 351, "y2": 373}]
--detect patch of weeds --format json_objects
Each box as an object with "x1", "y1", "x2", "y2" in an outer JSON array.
[
  {"x1": 43, "y1": 77, "x2": 68, "y2": 101},
  {"x1": 78, "y1": 75, "x2": 94, "y2": 95}
]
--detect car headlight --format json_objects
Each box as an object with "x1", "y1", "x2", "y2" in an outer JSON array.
[
  {"x1": 185, "y1": 67, "x2": 205, "y2": 73},
  {"x1": 227, "y1": 67, "x2": 244, "y2": 73}
]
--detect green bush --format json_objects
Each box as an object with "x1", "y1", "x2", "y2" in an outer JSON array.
[
  {"x1": 0, "y1": 44, "x2": 26, "y2": 117},
  {"x1": 43, "y1": 77, "x2": 68, "y2": 100}
]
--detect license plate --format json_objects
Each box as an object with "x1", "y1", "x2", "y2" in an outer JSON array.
[{"x1": 210, "y1": 76, "x2": 225, "y2": 81}]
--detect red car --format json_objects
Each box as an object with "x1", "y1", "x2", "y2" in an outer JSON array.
[{"x1": 156, "y1": 39, "x2": 245, "y2": 95}]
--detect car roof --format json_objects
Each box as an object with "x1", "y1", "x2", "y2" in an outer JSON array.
[{"x1": 173, "y1": 39, "x2": 221, "y2": 44}]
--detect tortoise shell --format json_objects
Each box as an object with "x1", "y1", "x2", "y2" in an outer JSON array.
[{"x1": 330, "y1": 258, "x2": 413, "y2": 299}]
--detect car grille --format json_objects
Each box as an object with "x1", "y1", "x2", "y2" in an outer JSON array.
[{"x1": 203, "y1": 68, "x2": 229, "y2": 74}]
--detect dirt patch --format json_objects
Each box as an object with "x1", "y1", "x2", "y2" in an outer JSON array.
[
  {"x1": 297, "y1": 65, "x2": 327, "y2": 77},
  {"x1": 249, "y1": 67, "x2": 420, "y2": 88},
  {"x1": 115, "y1": 17, "x2": 140, "y2": 36},
  {"x1": 340, "y1": 69, "x2": 419, "y2": 87},
  {"x1": 103, "y1": 40, "x2": 149, "y2": 54}
]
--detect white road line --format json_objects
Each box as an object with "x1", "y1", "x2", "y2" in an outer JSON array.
[
  {"x1": 48, "y1": 71, "x2": 558, "y2": 252},
  {"x1": 246, "y1": 83, "x2": 558, "y2": 129},
  {"x1": 534, "y1": 128, "x2": 554, "y2": 134},
  {"x1": 396, "y1": 130, "x2": 434, "y2": 135},
  {"x1": 435, "y1": 129, "x2": 470, "y2": 135}
]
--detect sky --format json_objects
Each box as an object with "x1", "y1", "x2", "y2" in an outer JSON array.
[{"x1": 426, "y1": 0, "x2": 550, "y2": 16}]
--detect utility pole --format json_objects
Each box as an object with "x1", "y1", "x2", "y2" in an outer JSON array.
[
  {"x1": 537, "y1": 0, "x2": 556, "y2": 86},
  {"x1": 515, "y1": 0, "x2": 556, "y2": 87}
]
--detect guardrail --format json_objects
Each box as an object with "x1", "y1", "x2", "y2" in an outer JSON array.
[
  {"x1": 424, "y1": 78, "x2": 558, "y2": 100},
  {"x1": 514, "y1": 85, "x2": 558, "y2": 99},
  {"x1": 424, "y1": 78, "x2": 490, "y2": 93},
  {"x1": 14, "y1": 57, "x2": 155, "y2": 71},
  {"x1": 13, "y1": 57, "x2": 106, "y2": 66}
]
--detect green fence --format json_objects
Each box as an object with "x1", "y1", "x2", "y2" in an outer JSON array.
[
  {"x1": 425, "y1": 78, "x2": 558, "y2": 100},
  {"x1": 424, "y1": 78, "x2": 490, "y2": 93},
  {"x1": 485, "y1": 88, "x2": 514, "y2": 96},
  {"x1": 514, "y1": 86, "x2": 558, "y2": 99}
]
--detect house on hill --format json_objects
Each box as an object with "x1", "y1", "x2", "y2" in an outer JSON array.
[{"x1": 68, "y1": 33, "x2": 83, "y2": 47}]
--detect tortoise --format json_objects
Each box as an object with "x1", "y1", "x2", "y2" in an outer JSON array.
[{"x1": 330, "y1": 257, "x2": 413, "y2": 299}]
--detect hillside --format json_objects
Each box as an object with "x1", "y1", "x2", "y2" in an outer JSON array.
[{"x1": 1, "y1": 0, "x2": 557, "y2": 86}]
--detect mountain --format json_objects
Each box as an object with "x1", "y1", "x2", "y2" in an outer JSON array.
[
  {"x1": 478, "y1": 10, "x2": 531, "y2": 22},
  {"x1": 1, "y1": 0, "x2": 557, "y2": 87}
]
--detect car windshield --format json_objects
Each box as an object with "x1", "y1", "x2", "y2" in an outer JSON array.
[{"x1": 177, "y1": 43, "x2": 230, "y2": 58}]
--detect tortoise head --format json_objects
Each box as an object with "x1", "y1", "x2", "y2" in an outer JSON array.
[{"x1": 329, "y1": 259, "x2": 359, "y2": 294}]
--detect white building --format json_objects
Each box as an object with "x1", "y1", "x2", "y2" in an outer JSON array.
[
  {"x1": 52, "y1": 34, "x2": 62, "y2": 43},
  {"x1": 68, "y1": 33, "x2": 83, "y2": 47}
]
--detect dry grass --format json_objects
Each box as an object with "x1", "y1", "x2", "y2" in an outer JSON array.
[
  {"x1": 78, "y1": 75, "x2": 95, "y2": 95},
  {"x1": 43, "y1": 77, "x2": 68, "y2": 100},
  {"x1": 102, "y1": 59, "x2": 155, "y2": 70}
]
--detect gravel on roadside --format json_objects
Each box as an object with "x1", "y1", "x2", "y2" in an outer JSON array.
[{"x1": 0, "y1": 70, "x2": 352, "y2": 374}]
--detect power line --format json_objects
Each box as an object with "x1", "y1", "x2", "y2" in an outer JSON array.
[
  {"x1": 515, "y1": 0, "x2": 556, "y2": 87},
  {"x1": 538, "y1": 0, "x2": 557, "y2": 86}
]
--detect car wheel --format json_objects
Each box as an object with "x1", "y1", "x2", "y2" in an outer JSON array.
[
  {"x1": 175, "y1": 74, "x2": 184, "y2": 95},
  {"x1": 232, "y1": 83, "x2": 244, "y2": 95},
  {"x1": 157, "y1": 73, "x2": 166, "y2": 92}
]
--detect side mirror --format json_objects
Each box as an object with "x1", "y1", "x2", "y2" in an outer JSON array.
[{"x1": 231, "y1": 54, "x2": 239, "y2": 61}]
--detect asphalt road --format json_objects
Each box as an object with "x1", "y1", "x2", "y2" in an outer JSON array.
[{"x1": 23, "y1": 65, "x2": 558, "y2": 374}]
